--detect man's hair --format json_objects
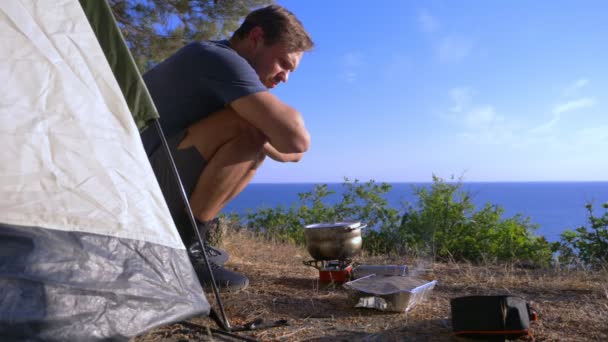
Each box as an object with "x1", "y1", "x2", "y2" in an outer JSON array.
[{"x1": 233, "y1": 5, "x2": 314, "y2": 52}]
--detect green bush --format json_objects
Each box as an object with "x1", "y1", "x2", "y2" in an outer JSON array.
[
  {"x1": 240, "y1": 176, "x2": 554, "y2": 266},
  {"x1": 370, "y1": 176, "x2": 553, "y2": 265},
  {"x1": 556, "y1": 202, "x2": 608, "y2": 268}
]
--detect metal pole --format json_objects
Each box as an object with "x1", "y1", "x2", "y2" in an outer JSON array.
[{"x1": 152, "y1": 120, "x2": 231, "y2": 330}]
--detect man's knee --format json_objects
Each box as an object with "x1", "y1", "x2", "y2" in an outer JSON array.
[
  {"x1": 183, "y1": 107, "x2": 267, "y2": 159},
  {"x1": 241, "y1": 125, "x2": 266, "y2": 169},
  {"x1": 232, "y1": 115, "x2": 266, "y2": 169},
  {"x1": 231, "y1": 111, "x2": 266, "y2": 149}
]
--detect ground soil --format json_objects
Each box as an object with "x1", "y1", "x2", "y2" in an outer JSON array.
[{"x1": 136, "y1": 230, "x2": 608, "y2": 341}]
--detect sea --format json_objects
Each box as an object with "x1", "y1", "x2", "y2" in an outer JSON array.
[{"x1": 221, "y1": 182, "x2": 608, "y2": 242}]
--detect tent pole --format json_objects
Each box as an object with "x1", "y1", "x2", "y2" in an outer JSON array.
[{"x1": 152, "y1": 119, "x2": 232, "y2": 330}]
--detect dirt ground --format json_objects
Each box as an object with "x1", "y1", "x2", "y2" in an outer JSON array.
[{"x1": 136, "y1": 230, "x2": 608, "y2": 341}]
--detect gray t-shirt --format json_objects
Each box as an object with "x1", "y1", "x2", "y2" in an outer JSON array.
[{"x1": 140, "y1": 40, "x2": 266, "y2": 154}]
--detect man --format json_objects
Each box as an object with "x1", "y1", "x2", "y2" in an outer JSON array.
[{"x1": 140, "y1": 5, "x2": 314, "y2": 292}]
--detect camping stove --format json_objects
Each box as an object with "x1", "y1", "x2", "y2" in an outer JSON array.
[{"x1": 303, "y1": 259, "x2": 353, "y2": 283}]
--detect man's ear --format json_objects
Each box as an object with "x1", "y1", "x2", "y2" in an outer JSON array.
[{"x1": 248, "y1": 26, "x2": 265, "y2": 47}]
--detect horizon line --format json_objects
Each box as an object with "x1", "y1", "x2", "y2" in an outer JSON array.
[{"x1": 250, "y1": 180, "x2": 608, "y2": 184}]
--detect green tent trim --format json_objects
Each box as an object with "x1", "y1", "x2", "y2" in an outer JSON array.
[{"x1": 79, "y1": 0, "x2": 159, "y2": 131}]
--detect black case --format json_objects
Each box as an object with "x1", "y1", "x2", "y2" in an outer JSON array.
[{"x1": 451, "y1": 295, "x2": 536, "y2": 339}]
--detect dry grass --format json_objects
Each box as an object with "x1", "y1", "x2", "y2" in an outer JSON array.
[{"x1": 136, "y1": 230, "x2": 608, "y2": 341}]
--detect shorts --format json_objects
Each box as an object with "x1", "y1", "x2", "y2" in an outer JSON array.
[{"x1": 148, "y1": 130, "x2": 207, "y2": 223}]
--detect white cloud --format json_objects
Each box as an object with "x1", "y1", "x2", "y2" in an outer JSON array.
[
  {"x1": 418, "y1": 9, "x2": 440, "y2": 33},
  {"x1": 530, "y1": 119, "x2": 557, "y2": 133},
  {"x1": 344, "y1": 71, "x2": 357, "y2": 83},
  {"x1": 438, "y1": 35, "x2": 473, "y2": 63},
  {"x1": 441, "y1": 83, "x2": 605, "y2": 168},
  {"x1": 416, "y1": 10, "x2": 475, "y2": 64},
  {"x1": 443, "y1": 88, "x2": 517, "y2": 145},
  {"x1": 532, "y1": 97, "x2": 597, "y2": 132},
  {"x1": 464, "y1": 105, "x2": 503, "y2": 129},
  {"x1": 459, "y1": 106, "x2": 517, "y2": 145},
  {"x1": 531, "y1": 76, "x2": 596, "y2": 133},
  {"x1": 343, "y1": 52, "x2": 362, "y2": 68},
  {"x1": 563, "y1": 78, "x2": 589, "y2": 97},
  {"x1": 449, "y1": 87, "x2": 474, "y2": 113},
  {"x1": 552, "y1": 97, "x2": 595, "y2": 115},
  {"x1": 340, "y1": 52, "x2": 362, "y2": 83}
]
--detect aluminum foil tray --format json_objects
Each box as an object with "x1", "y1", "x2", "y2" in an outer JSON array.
[{"x1": 344, "y1": 275, "x2": 437, "y2": 312}]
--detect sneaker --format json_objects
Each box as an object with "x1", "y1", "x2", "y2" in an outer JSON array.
[
  {"x1": 179, "y1": 217, "x2": 230, "y2": 265},
  {"x1": 190, "y1": 257, "x2": 249, "y2": 292},
  {"x1": 188, "y1": 240, "x2": 229, "y2": 266}
]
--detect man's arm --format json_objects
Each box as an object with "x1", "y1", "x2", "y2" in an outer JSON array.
[
  {"x1": 230, "y1": 91, "x2": 310, "y2": 154},
  {"x1": 263, "y1": 142, "x2": 304, "y2": 162}
]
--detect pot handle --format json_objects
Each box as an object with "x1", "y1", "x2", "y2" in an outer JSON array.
[{"x1": 345, "y1": 223, "x2": 367, "y2": 231}]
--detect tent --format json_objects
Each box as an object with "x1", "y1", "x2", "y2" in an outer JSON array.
[{"x1": 0, "y1": 0, "x2": 211, "y2": 339}]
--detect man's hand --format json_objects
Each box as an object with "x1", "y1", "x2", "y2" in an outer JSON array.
[{"x1": 263, "y1": 142, "x2": 304, "y2": 162}]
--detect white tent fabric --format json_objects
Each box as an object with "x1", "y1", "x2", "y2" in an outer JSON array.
[
  {"x1": 0, "y1": 1, "x2": 209, "y2": 340},
  {"x1": 0, "y1": 0, "x2": 182, "y2": 249}
]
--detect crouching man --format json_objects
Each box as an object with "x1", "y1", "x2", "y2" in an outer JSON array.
[{"x1": 140, "y1": 5, "x2": 314, "y2": 291}]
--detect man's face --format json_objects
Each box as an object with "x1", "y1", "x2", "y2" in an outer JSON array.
[{"x1": 250, "y1": 41, "x2": 303, "y2": 89}]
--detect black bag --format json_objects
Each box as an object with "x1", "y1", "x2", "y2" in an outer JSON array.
[{"x1": 451, "y1": 295, "x2": 538, "y2": 339}]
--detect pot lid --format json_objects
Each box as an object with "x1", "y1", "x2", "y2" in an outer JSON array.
[{"x1": 304, "y1": 220, "x2": 362, "y2": 229}]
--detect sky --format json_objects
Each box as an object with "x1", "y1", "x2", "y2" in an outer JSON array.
[{"x1": 253, "y1": 0, "x2": 608, "y2": 183}]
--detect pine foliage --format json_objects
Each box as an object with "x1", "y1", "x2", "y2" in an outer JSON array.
[{"x1": 109, "y1": 0, "x2": 272, "y2": 71}]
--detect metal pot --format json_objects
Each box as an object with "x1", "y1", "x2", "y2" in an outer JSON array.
[{"x1": 303, "y1": 221, "x2": 367, "y2": 260}]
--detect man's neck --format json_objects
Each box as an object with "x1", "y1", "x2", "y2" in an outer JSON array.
[{"x1": 228, "y1": 37, "x2": 252, "y2": 61}]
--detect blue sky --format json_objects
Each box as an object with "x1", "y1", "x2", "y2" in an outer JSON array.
[{"x1": 254, "y1": 1, "x2": 608, "y2": 183}]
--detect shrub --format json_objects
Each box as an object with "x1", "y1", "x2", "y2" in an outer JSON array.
[
  {"x1": 556, "y1": 202, "x2": 608, "y2": 268},
  {"x1": 378, "y1": 176, "x2": 553, "y2": 265}
]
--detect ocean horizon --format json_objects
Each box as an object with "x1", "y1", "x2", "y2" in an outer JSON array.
[{"x1": 222, "y1": 181, "x2": 608, "y2": 242}]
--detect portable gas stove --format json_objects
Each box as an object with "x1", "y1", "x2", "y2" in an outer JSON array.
[{"x1": 303, "y1": 259, "x2": 354, "y2": 283}]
